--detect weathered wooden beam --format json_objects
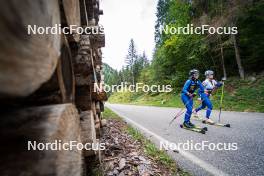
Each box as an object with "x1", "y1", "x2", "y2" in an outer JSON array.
[{"x1": 80, "y1": 111, "x2": 97, "y2": 157}]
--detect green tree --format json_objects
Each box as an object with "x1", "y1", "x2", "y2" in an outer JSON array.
[{"x1": 125, "y1": 39, "x2": 138, "y2": 85}]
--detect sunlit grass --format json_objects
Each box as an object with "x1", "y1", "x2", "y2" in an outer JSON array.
[
  {"x1": 102, "y1": 107, "x2": 121, "y2": 120},
  {"x1": 108, "y1": 76, "x2": 264, "y2": 112}
]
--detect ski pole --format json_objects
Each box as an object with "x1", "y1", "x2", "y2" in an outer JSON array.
[
  {"x1": 169, "y1": 95, "x2": 197, "y2": 126},
  {"x1": 218, "y1": 78, "x2": 226, "y2": 122},
  {"x1": 169, "y1": 109, "x2": 185, "y2": 124},
  {"x1": 169, "y1": 109, "x2": 186, "y2": 126},
  {"x1": 169, "y1": 109, "x2": 185, "y2": 126}
]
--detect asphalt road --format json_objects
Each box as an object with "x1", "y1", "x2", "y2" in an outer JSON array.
[{"x1": 106, "y1": 103, "x2": 264, "y2": 176}]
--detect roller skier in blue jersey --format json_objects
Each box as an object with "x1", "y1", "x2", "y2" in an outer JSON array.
[
  {"x1": 193, "y1": 70, "x2": 223, "y2": 124},
  {"x1": 181, "y1": 69, "x2": 205, "y2": 128}
]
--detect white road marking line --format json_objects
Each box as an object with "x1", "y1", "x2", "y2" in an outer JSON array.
[{"x1": 107, "y1": 105, "x2": 229, "y2": 176}]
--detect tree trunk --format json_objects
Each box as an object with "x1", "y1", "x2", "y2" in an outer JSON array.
[
  {"x1": 131, "y1": 64, "x2": 135, "y2": 86},
  {"x1": 0, "y1": 104, "x2": 83, "y2": 176},
  {"x1": 219, "y1": 38, "x2": 227, "y2": 79},
  {"x1": 0, "y1": 0, "x2": 61, "y2": 97},
  {"x1": 232, "y1": 34, "x2": 245, "y2": 79}
]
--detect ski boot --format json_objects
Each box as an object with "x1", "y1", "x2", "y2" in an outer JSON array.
[
  {"x1": 183, "y1": 121, "x2": 195, "y2": 128},
  {"x1": 204, "y1": 118, "x2": 215, "y2": 125},
  {"x1": 181, "y1": 121, "x2": 206, "y2": 134}
]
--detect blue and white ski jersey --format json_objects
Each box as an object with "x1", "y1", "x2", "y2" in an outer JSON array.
[
  {"x1": 181, "y1": 79, "x2": 204, "y2": 95},
  {"x1": 202, "y1": 79, "x2": 222, "y2": 94}
]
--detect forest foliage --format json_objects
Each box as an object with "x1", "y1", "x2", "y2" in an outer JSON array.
[{"x1": 104, "y1": 0, "x2": 264, "y2": 91}]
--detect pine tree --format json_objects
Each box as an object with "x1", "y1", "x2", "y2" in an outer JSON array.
[{"x1": 125, "y1": 39, "x2": 138, "y2": 85}]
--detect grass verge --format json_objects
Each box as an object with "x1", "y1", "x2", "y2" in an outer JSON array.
[
  {"x1": 109, "y1": 76, "x2": 264, "y2": 112},
  {"x1": 102, "y1": 107, "x2": 121, "y2": 120}
]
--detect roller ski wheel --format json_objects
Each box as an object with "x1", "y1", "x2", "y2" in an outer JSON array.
[
  {"x1": 225, "y1": 124, "x2": 231, "y2": 127},
  {"x1": 192, "y1": 125, "x2": 208, "y2": 131},
  {"x1": 200, "y1": 129, "x2": 206, "y2": 134}
]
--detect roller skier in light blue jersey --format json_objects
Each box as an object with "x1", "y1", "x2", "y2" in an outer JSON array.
[{"x1": 193, "y1": 70, "x2": 223, "y2": 124}]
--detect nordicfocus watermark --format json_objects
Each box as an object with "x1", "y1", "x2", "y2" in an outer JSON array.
[
  {"x1": 27, "y1": 24, "x2": 104, "y2": 35},
  {"x1": 160, "y1": 24, "x2": 238, "y2": 35},
  {"x1": 94, "y1": 82, "x2": 173, "y2": 93},
  {"x1": 27, "y1": 140, "x2": 106, "y2": 151},
  {"x1": 160, "y1": 140, "x2": 238, "y2": 151}
]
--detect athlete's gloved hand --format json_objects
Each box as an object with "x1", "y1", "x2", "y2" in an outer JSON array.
[
  {"x1": 188, "y1": 93, "x2": 196, "y2": 98},
  {"x1": 216, "y1": 82, "x2": 223, "y2": 88}
]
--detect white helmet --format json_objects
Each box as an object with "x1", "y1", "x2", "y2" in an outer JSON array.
[
  {"x1": 205, "y1": 70, "x2": 214, "y2": 77},
  {"x1": 189, "y1": 69, "x2": 199, "y2": 77}
]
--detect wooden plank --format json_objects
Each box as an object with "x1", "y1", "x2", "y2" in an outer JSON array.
[{"x1": 80, "y1": 111, "x2": 97, "y2": 157}]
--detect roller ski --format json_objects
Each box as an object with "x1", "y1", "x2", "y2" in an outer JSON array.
[
  {"x1": 202, "y1": 119, "x2": 231, "y2": 128},
  {"x1": 180, "y1": 122, "x2": 207, "y2": 134},
  {"x1": 193, "y1": 114, "x2": 230, "y2": 128}
]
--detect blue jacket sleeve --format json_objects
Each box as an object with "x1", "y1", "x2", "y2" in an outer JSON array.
[
  {"x1": 182, "y1": 80, "x2": 191, "y2": 95},
  {"x1": 216, "y1": 81, "x2": 223, "y2": 88}
]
